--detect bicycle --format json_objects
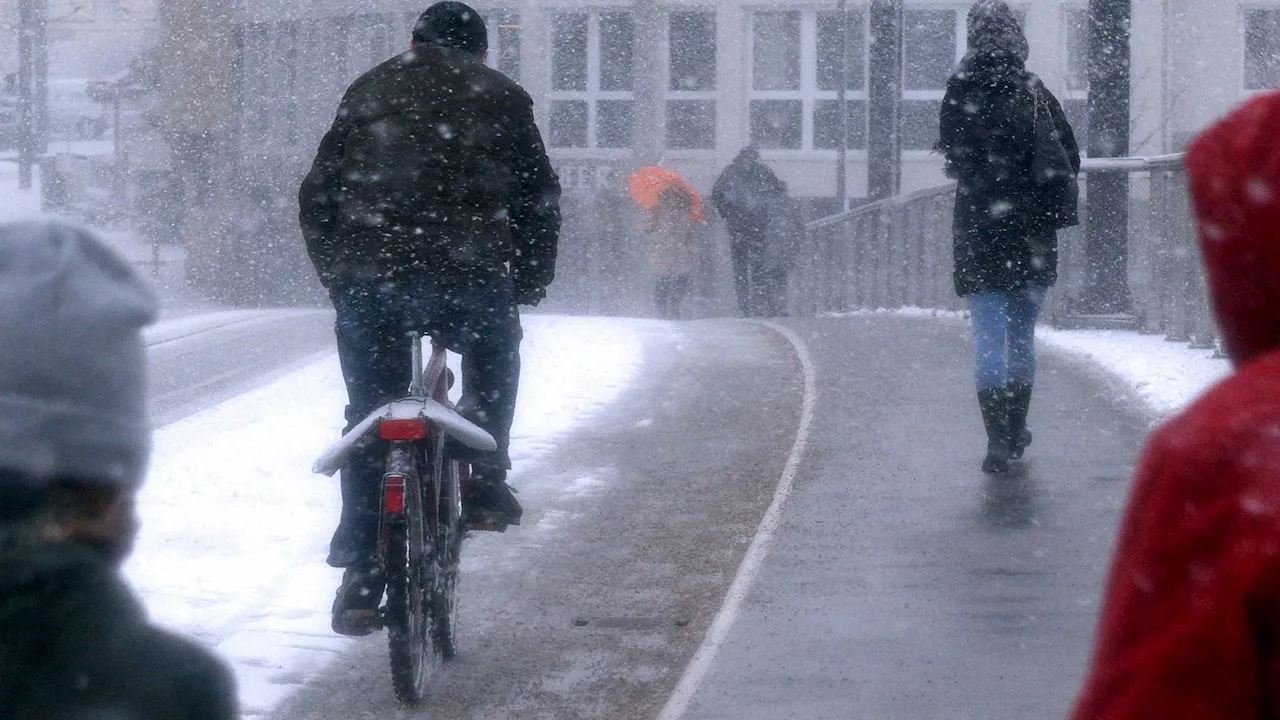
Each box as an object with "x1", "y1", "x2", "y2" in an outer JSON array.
[{"x1": 313, "y1": 333, "x2": 496, "y2": 702}]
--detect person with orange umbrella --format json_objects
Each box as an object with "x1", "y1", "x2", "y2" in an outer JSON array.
[{"x1": 628, "y1": 166, "x2": 704, "y2": 319}]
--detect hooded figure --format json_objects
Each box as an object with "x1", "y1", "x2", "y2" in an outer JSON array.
[
  {"x1": 0, "y1": 220, "x2": 237, "y2": 720},
  {"x1": 711, "y1": 147, "x2": 791, "y2": 316},
  {"x1": 1069, "y1": 91, "x2": 1280, "y2": 720},
  {"x1": 936, "y1": 0, "x2": 1080, "y2": 474}
]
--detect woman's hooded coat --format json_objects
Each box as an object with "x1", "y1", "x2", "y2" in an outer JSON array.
[
  {"x1": 937, "y1": 0, "x2": 1080, "y2": 297},
  {"x1": 1070, "y1": 91, "x2": 1280, "y2": 720}
]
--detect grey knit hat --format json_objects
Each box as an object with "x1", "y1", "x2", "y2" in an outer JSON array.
[
  {"x1": 0, "y1": 220, "x2": 158, "y2": 491},
  {"x1": 967, "y1": 0, "x2": 1030, "y2": 61}
]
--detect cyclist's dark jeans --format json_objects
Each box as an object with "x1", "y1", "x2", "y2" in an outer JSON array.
[{"x1": 328, "y1": 274, "x2": 522, "y2": 568}]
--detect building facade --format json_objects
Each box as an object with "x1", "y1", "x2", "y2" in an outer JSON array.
[{"x1": 150, "y1": 0, "x2": 1280, "y2": 303}]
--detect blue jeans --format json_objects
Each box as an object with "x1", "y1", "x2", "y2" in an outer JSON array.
[{"x1": 969, "y1": 287, "x2": 1046, "y2": 391}]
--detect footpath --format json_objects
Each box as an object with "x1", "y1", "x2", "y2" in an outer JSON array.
[{"x1": 666, "y1": 314, "x2": 1150, "y2": 720}]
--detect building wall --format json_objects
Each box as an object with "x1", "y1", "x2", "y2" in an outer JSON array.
[{"x1": 145, "y1": 0, "x2": 1280, "y2": 302}]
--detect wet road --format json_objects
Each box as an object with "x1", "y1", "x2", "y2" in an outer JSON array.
[
  {"x1": 146, "y1": 309, "x2": 335, "y2": 425},
  {"x1": 152, "y1": 311, "x2": 1148, "y2": 719},
  {"x1": 669, "y1": 315, "x2": 1146, "y2": 720}
]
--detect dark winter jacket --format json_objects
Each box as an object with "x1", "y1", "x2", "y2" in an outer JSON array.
[
  {"x1": 937, "y1": 52, "x2": 1080, "y2": 297},
  {"x1": 0, "y1": 539, "x2": 237, "y2": 720},
  {"x1": 1069, "y1": 91, "x2": 1280, "y2": 720},
  {"x1": 711, "y1": 159, "x2": 788, "y2": 242},
  {"x1": 298, "y1": 44, "x2": 561, "y2": 302}
]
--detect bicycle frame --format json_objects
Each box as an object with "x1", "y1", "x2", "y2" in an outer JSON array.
[
  {"x1": 311, "y1": 342, "x2": 495, "y2": 478},
  {"x1": 313, "y1": 333, "x2": 494, "y2": 702}
]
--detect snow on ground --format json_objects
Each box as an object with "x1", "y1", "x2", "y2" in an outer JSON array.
[
  {"x1": 0, "y1": 162, "x2": 43, "y2": 222},
  {"x1": 126, "y1": 314, "x2": 646, "y2": 718},
  {"x1": 1036, "y1": 327, "x2": 1231, "y2": 419}
]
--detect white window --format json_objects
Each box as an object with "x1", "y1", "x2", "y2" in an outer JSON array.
[
  {"x1": 236, "y1": 21, "x2": 302, "y2": 150},
  {"x1": 899, "y1": 6, "x2": 1028, "y2": 151},
  {"x1": 1063, "y1": 7, "x2": 1090, "y2": 140},
  {"x1": 900, "y1": 7, "x2": 957, "y2": 151},
  {"x1": 667, "y1": 10, "x2": 717, "y2": 150},
  {"x1": 748, "y1": 10, "x2": 869, "y2": 151},
  {"x1": 1245, "y1": 8, "x2": 1280, "y2": 90},
  {"x1": 548, "y1": 11, "x2": 635, "y2": 149},
  {"x1": 402, "y1": 10, "x2": 520, "y2": 79},
  {"x1": 492, "y1": 11, "x2": 521, "y2": 80}
]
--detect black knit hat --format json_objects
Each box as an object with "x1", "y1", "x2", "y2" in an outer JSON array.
[{"x1": 413, "y1": 2, "x2": 488, "y2": 55}]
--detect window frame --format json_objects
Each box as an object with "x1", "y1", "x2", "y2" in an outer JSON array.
[
  {"x1": 547, "y1": 10, "x2": 636, "y2": 152},
  {"x1": 1242, "y1": 6, "x2": 1280, "y2": 92},
  {"x1": 664, "y1": 8, "x2": 718, "y2": 152},
  {"x1": 747, "y1": 8, "x2": 871, "y2": 155}
]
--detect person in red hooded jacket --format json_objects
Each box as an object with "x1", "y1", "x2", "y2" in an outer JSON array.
[{"x1": 1069, "y1": 91, "x2": 1280, "y2": 719}]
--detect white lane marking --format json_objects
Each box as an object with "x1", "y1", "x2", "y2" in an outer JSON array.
[{"x1": 655, "y1": 321, "x2": 818, "y2": 720}]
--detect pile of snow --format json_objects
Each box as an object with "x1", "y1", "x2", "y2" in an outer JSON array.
[
  {"x1": 126, "y1": 314, "x2": 646, "y2": 717},
  {"x1": 1036, "y1": 327, "x2": 1231, "y2": 418}
]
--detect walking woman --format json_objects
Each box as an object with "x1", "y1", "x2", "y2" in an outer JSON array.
[
  {"x1": 937, "y1": 0, "x2": 1080, "y2": 473},
  {"x1": 647, "y1": 184, "x2": 701, "y2": 319}
]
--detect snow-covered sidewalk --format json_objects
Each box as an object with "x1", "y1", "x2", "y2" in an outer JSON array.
[
  {"x1": 126, "y1": 314, "x2": 648, "y2": 717},
  {"x1": 127, "y1": 306, "x2": 1232, "y2": 717}
]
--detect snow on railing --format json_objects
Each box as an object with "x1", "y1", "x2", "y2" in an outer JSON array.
[{"x1": 793, "y1": 153, "x2": 1215, "y2": 346}]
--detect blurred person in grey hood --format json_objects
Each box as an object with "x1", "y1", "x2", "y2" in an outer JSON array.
[
  {"x1": 0, "y1": 220, "x2": 237, "y2": 720},
  {"x1": 936, "y1": 0, "x2": 1080, "y2": 475}
]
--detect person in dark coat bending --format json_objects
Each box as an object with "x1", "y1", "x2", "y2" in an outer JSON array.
[
  {"x1": 1071, "y1": 90, "x2": 1280, "y2": 720},
  {"x1": 298, "y1": 2, "x2": 561, "y2": 635},
  {"x1": 711, "y1": 147, "x2": 790, "y2": 316},
  {"x1": 0, "y1": 220, "x2": 237, "y2": 720},
  {"x1": 936, "y1": 0, "x2": 1079, "y2": 473}
]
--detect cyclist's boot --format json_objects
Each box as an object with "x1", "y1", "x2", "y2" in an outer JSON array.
[
  {"x1": 331, "y1": 563, "x2": 385, "y2": 637},
  {"x1": 1006, "y1": 381, "x2": 1034, "y2": 460},
  {"x1": 978, "y1": 387, "x2": 1011, "y2": 475},
  {"x1": 465, "y1": 467, "x2": 522, "y2": 532}
]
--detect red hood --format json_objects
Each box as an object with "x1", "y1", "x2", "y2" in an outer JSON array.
[{"x1": 1187, "y1": 91, "x2": 1280, "y2": 365}]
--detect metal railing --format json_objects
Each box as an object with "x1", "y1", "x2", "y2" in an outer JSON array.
[{"x1": 793, "y1": 154, "x2": 1218, "y2": 347}]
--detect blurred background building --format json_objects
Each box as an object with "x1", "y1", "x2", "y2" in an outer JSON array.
[{"x1": 4, "y1": 0, "x2": 1280, "y2": 307}]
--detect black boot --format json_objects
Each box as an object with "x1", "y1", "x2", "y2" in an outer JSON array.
[
  {"x1": 464, "y1": 467, "x2": 522, "y2": 531},
  {"x1": 1006, "y1": 381, "x2": 1034, "y2": 460},
  {"x1": 978, "y1": 388, "x2": 1010, "y2": 474}
]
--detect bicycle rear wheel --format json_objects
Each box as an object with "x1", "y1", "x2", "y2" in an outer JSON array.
[
  {"x1": 431, "y1": 457, "x2": 465, "y2": 659},
  {"x1": 385, "y1": 445, "x2": 432, "y2": 703}
]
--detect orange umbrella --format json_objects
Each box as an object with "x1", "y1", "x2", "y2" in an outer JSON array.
[{"x1": 627, "y1": 165, "x2": 704, "y2": 221}]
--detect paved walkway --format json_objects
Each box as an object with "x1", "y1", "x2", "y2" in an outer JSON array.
[{"x1": 674, "y1": 314, "x2": 1149, "y2": 720}]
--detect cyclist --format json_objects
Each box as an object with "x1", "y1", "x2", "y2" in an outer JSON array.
[{"x1": 298, "y1": 1, "x2": 561, "y2": 636}]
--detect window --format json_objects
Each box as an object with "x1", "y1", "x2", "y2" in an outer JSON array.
[
  {"x1": 1063, "y1": 7, "x2": 1090, "y2": 142},
  {"x1": 493, "y1": 12, "x2": 521, "y2": 80},
  {"x1": 549, "y1": 11, "x2": 635, "y2": 149},
  {"x1": 1246, "y1": 9, "x2": 1280, "y2": 90},
  {"x1": 749, "y1": 10, "x2": 868, "y2": 151},
  {"x1": 895, "y1": 7, "x2": 1029, "y2": 151},
  {"x1": 667, "y1": 11, "x2": 716, "y2": 149},
  {"x1": 900, "y1": 8, "x2": 956, "y2": 151},
  {"x1": 240, "y1": 24, "x2": 270, "y2": 142},
  {"x1": 275, "y1": 22, "x2": 300, "y2": 147}
]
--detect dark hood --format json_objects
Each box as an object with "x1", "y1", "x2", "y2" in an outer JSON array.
[
  {"x1": 0, "y1": 540, "x2": 141, "y2": 691},
  {"x1": 1187, "y1": 91, "x2": 1280, "y2": 366},
  {"x1": 964, "y1": 0, "x2": 1029, "y2": 63}
]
